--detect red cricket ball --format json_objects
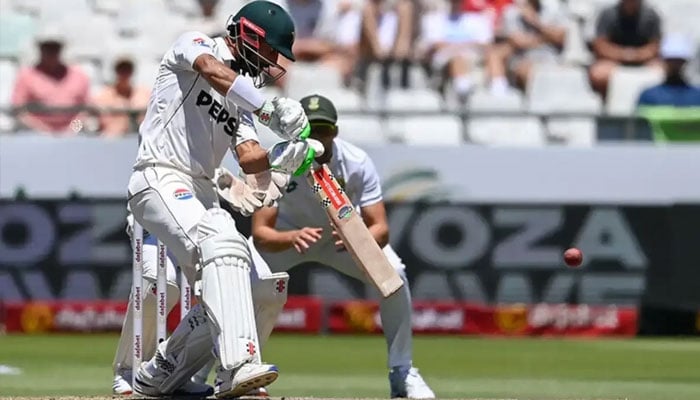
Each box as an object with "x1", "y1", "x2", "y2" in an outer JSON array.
[{"x1": 564, "y1": 247, "x2": 583, "y2": 268}]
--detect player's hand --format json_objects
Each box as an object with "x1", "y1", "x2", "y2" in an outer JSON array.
[
  {"x1": 257, "y1": 97, "x2": 310, "y2": 140},
  {"x1": 292, "y1": 227, "x2": 324, "y2": 254},
  {"x1": 332, "y1": 229, "x2": 346, "y2": 252},
  {"x1": 243, "y1": 170, "x2": 290, "y2": 207},
  {"x1": 267, "y1": 138, "x2": 325, "y2": 176},
  {"x1": 214, "y1": 168, "x2": 264, "y2": 217}
]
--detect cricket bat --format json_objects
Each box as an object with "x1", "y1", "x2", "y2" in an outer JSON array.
[{"x1": 306, "y1": 164, "x2": 404, "y2": 298}]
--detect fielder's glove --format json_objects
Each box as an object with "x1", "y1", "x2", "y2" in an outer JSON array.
[
  {"x1": 257, "y1": 97, "x2": 310, "y2": 141},
  {"x1": 214, "y1": 168, "x2": 264, "y2": 217}
]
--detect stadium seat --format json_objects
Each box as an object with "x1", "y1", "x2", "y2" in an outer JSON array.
[
  {"x1": 133, "y1": 60, "x2": 162, "y2": 88},
  {"x1": 467, "y1": 116, "x2": 547, "y2": 146},
  {"x1": 10, "y1": 0, "x2": 43, "y2": 16},
  {"x1": 37, "y1": 0, "x2": 93, "y2": 23},
  {"x1": 285, "y1": 63, "x2": 343, "y2": 100},
  {"x1": 562, "y1": 18, "x2": 592, "y2": 65},
  {"x1": 76, "y1": 60, "x2": 103, "y2": 88},
  {"x1": 606, "y1": 66, "x2": 664, "y2": 116},
  {"x1": 361, "y1": 63, "x2": 441, "y2": 109},
  {"x1": 168, "y1": 0, "x2": 201, "y2": 17},
  {"x1": 0, "y1": 60, "x2": 17, "y2": 132},
  {"x1": 385, "y1": 88, "x2": 443, "y2": 112},
  {"x1": 650, "y1": 0, "x2": 700, "y2": 40},
  {"x1": 468, "y1": 89, "x2": 524, "y2": 114},
  {"x1": 60, "y1": 15, "x2": 118, "y2": 61},
  {"x1": 0, "y1": 60, "x2": 17, "y2": 107},
  {"x1": 92, "y1": 0, "x2": 122, "y2": 16},
  {"x1": 387, "y1": 115, "x2": 463, "y2": 145},
  {"x1": 546, "y1": 117, "x2": 597, "y2": 146},
  {"x1": 527, "y1": 65, "x2": 602, "y2": 114},
  {"x1": 0, "y1": 12, "x2": 36, "y2": 59},
  {"x1": 337, "y1": 115, "x2": 388, "y2": 146}
]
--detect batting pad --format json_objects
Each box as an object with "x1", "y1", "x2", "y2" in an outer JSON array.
[
  {"x1": 158, "y1": 304, "x2": 215, "y2": 393},
  {"x1": 252, "y1": 272, "x2": 289, "y2": 362},
  {"x1": 197, "y1": 208, "x2": 260, "y2": 370}
]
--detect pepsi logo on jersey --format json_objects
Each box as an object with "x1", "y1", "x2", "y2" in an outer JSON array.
[
  {"x1": 173, "y1": 188, "x2": 193, "y2": 200},
  {"x1": 196, "y1": 90, "x2": 238, "y2": 135},
  {"x1": 192, "y1": 37, "x2": 211, "y2": 48}
]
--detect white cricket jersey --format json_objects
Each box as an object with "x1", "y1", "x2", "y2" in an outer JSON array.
[
  {"x1": 135, "y1": 31, "x2": 257, "y2": 179},
  {"x1": 274, "y1": 138, "x2": 382, "y2": 235}
]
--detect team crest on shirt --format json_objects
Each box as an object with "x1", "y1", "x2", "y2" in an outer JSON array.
[
  {"x1": 192, "y1": 37, "x2": 211, "y2": 48},
  {"x1": 174, "y1": 188, "x2": 193, "y2": 200}
]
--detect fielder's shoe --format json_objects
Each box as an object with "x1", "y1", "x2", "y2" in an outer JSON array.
[
  {"x1": 389, "y1": 366, "x2": 435, "y2": 399},
  {"x1": 133, "y1": 359, "x2": 214, "y2": 398},
  {"x1": 214, "y1": 363, "x2": 278, "y2": 398},
  {"x1": 112, "y1": 368, "x2": 133, "y2": 395}
]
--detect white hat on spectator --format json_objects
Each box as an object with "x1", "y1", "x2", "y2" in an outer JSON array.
[
  {"x1": 34, "y1": 25, "x2": 66, "y2": 45},
  {"x1": 660, "y1": 33, "x2": 695, "y2": 60}
]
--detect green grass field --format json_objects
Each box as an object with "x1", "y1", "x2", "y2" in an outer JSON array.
[{"x1": 0, "y1": 334, "x2": 699, "y2": 400}]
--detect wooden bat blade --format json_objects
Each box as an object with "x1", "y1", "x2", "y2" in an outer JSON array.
[{"x1": 307, "y1": 165, "x2": 404, "y2": 298}]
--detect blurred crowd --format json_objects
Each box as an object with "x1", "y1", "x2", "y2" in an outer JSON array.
[{"x1": 0, "y1": 0, "x2": 698, "y2": 141}]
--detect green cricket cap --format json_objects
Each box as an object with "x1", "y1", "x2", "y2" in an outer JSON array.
[{"x1": 300, "y1": 94, "x2": 338, "y2": 124}]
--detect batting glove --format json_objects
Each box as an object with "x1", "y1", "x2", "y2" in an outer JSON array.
[
  {"x1": 267, "y1": 138, "x2": 325, "y2": 176},
  {"x1": 257, "y1": 97, "x2": 311, "y2": 141}
]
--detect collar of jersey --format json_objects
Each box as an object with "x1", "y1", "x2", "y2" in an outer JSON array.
[{"x1": 213, "y1": 37, "x2": 235, "y2": 61}]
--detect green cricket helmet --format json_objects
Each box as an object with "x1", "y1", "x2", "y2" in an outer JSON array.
[{"x1": 226, "y1": 1, "x2": 296, "y2": 87}]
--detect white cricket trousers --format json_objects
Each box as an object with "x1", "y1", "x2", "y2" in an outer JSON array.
[
  {"x1": 127, "y1": 165, "x2": 219, "y2": 280},
  {"x1": 249, "y1": 237, "x2": 414, "y2": 368}
]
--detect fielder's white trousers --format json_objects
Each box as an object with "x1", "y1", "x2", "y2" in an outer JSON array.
[{"x1": 248, "y1": 237, "x2": 414, "y2": 368}]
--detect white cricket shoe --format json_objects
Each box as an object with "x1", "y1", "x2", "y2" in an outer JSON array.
[
  {"x1": 389, "y1": 367, "x2": 436, "y2": 399},
  {"x1": 112, "y1": 369, "x2": 132, "y2": 395},
  {"x1": 245, "y1": 386, "x2": 269, "y2": 397},
  {"x1": 133, "y1": 360, "x2": 214, "y2": 398},
  {"x1": 214, "y1": 363, "x2": 278, "y2": 398}
]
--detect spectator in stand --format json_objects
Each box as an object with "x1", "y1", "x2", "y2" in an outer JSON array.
[
  {"x1": 486, "y1": 0, "x2": 566, "y2": 94},
  {"x1": 463, "y1": 0, "x2": 513, "y2": 32},
  {"x1": 636, "y1": 34, "x2": 700, "y2": 141},
  {"x1": 11, "y1": 27, "x2": 90, "y2": 134},
  {"x1": 190, "y1": 0, "x2": 225, "y2": 37},
  {"x1": 93, "y1": 57, "x2": 151, "y2": 137},
  {"x1": 589, "y1": 0, "x2": 662, "y2": 96},
  {"x1": 356, "y1": 0, "x2": 416, "y2": 91},
  {"x1": 637, "y1": 34, "x2": 700, "y2": 107},
  {"x1": 419, "y1": 0, "x2": 494, "y2": 102},
  {"x1": 277, "y1": 0, "x2": 360, "y2": 87}
]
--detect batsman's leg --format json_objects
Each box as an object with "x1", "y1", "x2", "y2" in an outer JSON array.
[
  {"x1": 126, "y1": 168, "x2": 216, "y2": 397},
  {"x1": 112, "y1": 231, "x2": 180, "y2": 395},
  {"x1": 196, "y1": 209, "x2": 278, "y2": 398},
  {"x1": 324, "y1": 244, "x2": 435, "y2": 399},
  {"x1": 249, "y1": 240, "x2": 291, "y2": 354},
  {"x1": 128, "y1": 168, "x2": 276, "y2": 398}
]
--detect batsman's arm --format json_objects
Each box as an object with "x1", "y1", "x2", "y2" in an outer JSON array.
[
  {"x1": 359, "y1": 201, "x2": 389, "y2": 248},
  {"x1": 192, "y1": 54, "x2": 267, "y2": 114},
  {"x1": 169, "y1": 31, "x2": 266, "y2": 115}
]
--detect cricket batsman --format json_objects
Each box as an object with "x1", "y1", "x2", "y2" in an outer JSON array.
[
  {"x1": 122, "y1": 1, "x2": 324, "y2": 397},
  {"x1": 247, "y1": 94, "x2": 436, "y2": 399}
]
